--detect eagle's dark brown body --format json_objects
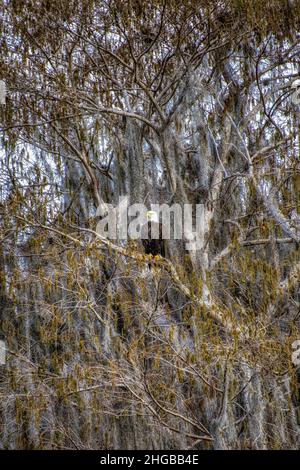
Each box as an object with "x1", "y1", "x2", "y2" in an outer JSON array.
[{"x1": 141, "y1": 221, "x2": 165, "y2": 258}]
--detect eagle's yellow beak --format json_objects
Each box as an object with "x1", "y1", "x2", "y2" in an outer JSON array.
[{"x1": 146, "y1": 210, "x2": 158, "y2": 222}]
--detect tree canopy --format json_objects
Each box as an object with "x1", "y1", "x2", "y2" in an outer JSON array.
[{"x1": 0, "y1": 0, "x2": 300, "y2": 450}]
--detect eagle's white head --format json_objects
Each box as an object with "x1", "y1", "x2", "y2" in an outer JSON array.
[{"x1": 146, "y1": 210, "x2": 159, "y2": 223}]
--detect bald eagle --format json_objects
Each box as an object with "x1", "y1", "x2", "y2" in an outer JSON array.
[{"x1": 141, "y1": 211, "x2": 166, "y2": 259}]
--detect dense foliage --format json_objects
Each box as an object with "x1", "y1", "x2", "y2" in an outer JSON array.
[{"x1": 0, "y1": 0, "x2": 300, "y2": 449}]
